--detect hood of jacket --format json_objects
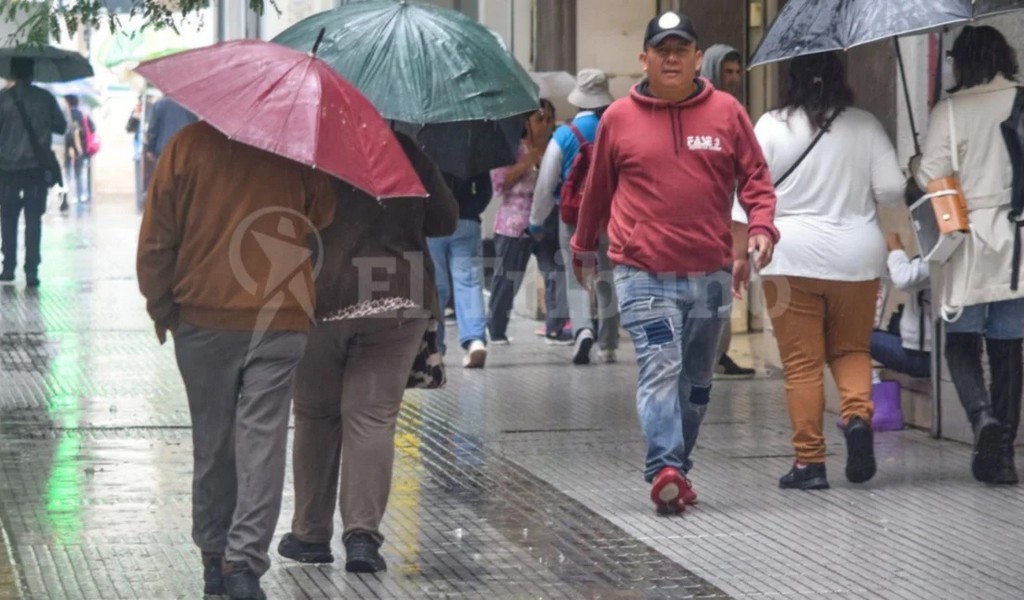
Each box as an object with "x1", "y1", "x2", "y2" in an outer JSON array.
[
  {"x1": 630, "y1": 78, "x2": 714, "y2": 156},
  {"x1": 700, "y1": 44, "x2": 740, "y2": 91}
]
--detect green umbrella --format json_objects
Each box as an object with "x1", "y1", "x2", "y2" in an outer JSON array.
[
  {"x1": 100, "y1": 27, "x2": 194, "y2": 68},
  {"x1": 274, "y1": 0, "x2": 540, "y2": 177}
]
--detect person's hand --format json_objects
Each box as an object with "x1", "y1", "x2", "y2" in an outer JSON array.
[
  {"x1": 748, "y1": 234, "x2": 774, "y2": 271},
  {"x1": 573, "y1": 252, "x2": 597, "y2": 291},
  {"x1": 886, "y1": 232, "x2": 904, "y2": 252},
  {"x1": 145, "y1": 151, "x2": 156, "y2": 163},
  {"x1": 732, "y1": 258, "x2": 750, "y2": 299}
]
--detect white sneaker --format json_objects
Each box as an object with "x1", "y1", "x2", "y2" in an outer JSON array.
[
  {"x1": 597, "y1": 349, "x2": 617, "y2": 363},
  {"x1": 572, "y1": 329, "x2": 594, "y2": 365},
  {"x1": 462, "y1": 339, "x2": 487, "y2": 368}
]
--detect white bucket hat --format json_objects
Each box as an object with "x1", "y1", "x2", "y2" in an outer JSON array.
[{"x1": 567, "y1": 68, "x2": 614, "y2": 109}]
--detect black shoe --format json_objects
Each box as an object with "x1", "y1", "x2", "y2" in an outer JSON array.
[
  {"x1": 0, "y1": 270, "x2": 12, "y2": 283},
  {"x1": 223, "y1": 563, "x2": 266, "y2": 600},
  {"x1": 59, "y1": 194, "x2": 69, "y2": 212},
  {"x1": 572, "y1": 328, "x2": 594, "y2": 365},
  {"x1": 277, "y1": 532, "x2": 334, "y2": 563},
  {"x1": 344, "y1": 531, "x2": 386, "y2": 573},
  {"x1": 201, "y1": 554, "x2": 226, "y2": 596},
  {"x1": 25, "y1": 275, "x2": 39, "y2": 288},
  {"x1": 972, "y1": 414, "x2": 1002, "y2": 483},
  {"x1": 715, "y1": 354, "x2": 756, "y2": 379},
  {"x1": 844, "y1": 417, "x2": 877, "y2": 484},
  {"x1": 779, "y1": 462, "x2": 829, "y2": 490},
  {"x1": 995, "y1": 450, "x2": 1019, "y2": 485}
]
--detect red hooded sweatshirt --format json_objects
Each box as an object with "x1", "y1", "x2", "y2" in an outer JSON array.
[{"x1": 571, "y1": 80, "x2": 778, "y2": 276}]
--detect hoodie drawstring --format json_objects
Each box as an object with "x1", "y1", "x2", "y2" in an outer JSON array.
[{"x1": 668, "y1": 106, "x2": 684, "y2": 156}]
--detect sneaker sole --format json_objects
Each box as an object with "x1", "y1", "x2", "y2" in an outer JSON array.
[
  {"x1": 463, "y1": 348, "x2": 487, "y2": 368},
  {"x1": 572, "y1": 337, "x2": 594, "y2": 365},
  {"x1": 845, "y1": 424, "x2": 877, "y2": 484},
  {"x1": 972, "y1": 422, "x2": 1002, "y2": 483}
]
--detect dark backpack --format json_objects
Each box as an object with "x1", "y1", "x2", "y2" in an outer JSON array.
[
  {"x1": 558, "y1": 123, "x2": 593, "y2": 226},
  {"x1": 1001, "y1": 86, "x2": 1024, "y2": 290}
]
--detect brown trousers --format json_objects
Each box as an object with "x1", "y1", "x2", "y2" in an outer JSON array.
[
  {"x1": 290, "y1": 316, "x2": 428, "y2": 544},
  {"x1": 763, "y1": 276, "x2": 878, "y2": 464}
]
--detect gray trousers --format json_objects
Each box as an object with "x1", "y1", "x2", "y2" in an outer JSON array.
[
  {"x1": 173, "y1": 322, "x2": 308, "y2": 576},
  {"x1": 290, "y1": 316, "x2": 428, "y2": 545},
  {"x1": 559, "y1": 220, "x2": 619, "y2": 351}
]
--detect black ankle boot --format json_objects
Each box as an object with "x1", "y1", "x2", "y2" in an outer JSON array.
[
  {"x1": 779, "y1": 462, "x2": 829, "y2": 490},
  {"x1": 987, "y1": 338, "x2": 1022, "y2": 485}
]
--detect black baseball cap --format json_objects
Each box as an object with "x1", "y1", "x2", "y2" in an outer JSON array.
[{"x1": 644, "y1": 11, "x2": 698, "y2": 48}]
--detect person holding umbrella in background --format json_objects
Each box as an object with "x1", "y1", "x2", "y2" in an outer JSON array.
[{"x1": 0, "y1": 57, "x2": 67, "y2": 288}]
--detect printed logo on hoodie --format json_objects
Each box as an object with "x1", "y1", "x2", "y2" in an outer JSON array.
[{"x1": 686, "y1": 135, "x2": 722, "y2": 152}]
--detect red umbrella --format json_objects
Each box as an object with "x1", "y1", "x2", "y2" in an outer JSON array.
[{"x1": 135, "y1": 38, "x2": 426, "y2": 199}]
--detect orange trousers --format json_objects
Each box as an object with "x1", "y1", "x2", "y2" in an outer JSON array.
[{"x1": 763, "y1": 276, "x2": 878, "y2": 464}]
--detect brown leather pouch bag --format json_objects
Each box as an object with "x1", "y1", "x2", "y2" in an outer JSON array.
[{"x1": 926, "y1": 176, "x2": 970, "y2": 235}]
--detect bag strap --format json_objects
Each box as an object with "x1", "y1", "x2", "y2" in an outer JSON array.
[
  {"x1": 566, "y1": 122, "x2": 587, "y2": 146},
  {"x1": 917, "y1": 289, "x2": 927, "y2": 351},
  {"x1": 12, "y1": 93, "x2": 53, "y2": 171},
  {"x1": 947, "y1": 98, "x2": 960, "y2": 176},
  {"x1": 774, "y1": 109, "x2": 841, "y2": 187}
]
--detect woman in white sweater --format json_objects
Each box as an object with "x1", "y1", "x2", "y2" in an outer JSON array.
[
  {"x1": 915, "y1": 26, "x2": 1023, "y2": 485},
  {"x1": 754, "y1": 52, "x2": 904, "y2": 490}
]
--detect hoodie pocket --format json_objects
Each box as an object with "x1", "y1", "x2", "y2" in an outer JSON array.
[{"x1": 622, "y1": 217, "x2": 729, "y2": 274}]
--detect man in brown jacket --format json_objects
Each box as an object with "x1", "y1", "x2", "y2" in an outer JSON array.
[{"x1": 137, "y1": 120, "x2": 335, "y2": 599}]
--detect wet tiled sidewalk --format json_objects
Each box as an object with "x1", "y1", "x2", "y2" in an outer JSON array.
[{"x1": 0, "y1": 199, "x2": 1023, "y2": 599}]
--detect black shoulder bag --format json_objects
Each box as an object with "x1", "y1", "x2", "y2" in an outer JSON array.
[
  {"x1": 12, "y1": 95, "x2": 63, "y2": 188},
  {"x1": 773, "y1": 109, "x2": 841, "y2": 187}
]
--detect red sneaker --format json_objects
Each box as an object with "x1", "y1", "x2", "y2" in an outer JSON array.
[
  {"x1": 650, "y1": 467, "x2": 686, "y2": 514},
  {"x1": 680, "y1": 476, "x2": 698, "y2": 506}
]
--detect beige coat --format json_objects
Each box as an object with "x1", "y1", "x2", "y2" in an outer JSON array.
[{"x1": 916, "y1": 75, "x2": 1022, "y2": 318}]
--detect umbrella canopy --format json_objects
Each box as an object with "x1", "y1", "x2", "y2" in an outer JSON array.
[
  {"x1": 273, "y1": 0, "x2": 539, "y2": 177},
  {"x1": 973, "y1": 0, "x2": 1024, "y2": 18},
  {"x1": 749, "y1": 0, "x2": 970, "y2": 68},
  {"x1": 100, "y1": 27, "x2": 196, "y2": 68},
  {"x1": 0, "y1": 46, "x2": 93, "y2": 83},
  {"x1": 135, "y1": 39, "x2": 426, "y2": 199}
]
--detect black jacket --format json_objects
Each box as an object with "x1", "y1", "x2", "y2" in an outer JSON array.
[
  {"x1": 0, "y1": 83, "x2": 66, "y2": 172},
  {"x1": 443, "y1": 171, "x2": 493, "y2": 222}
]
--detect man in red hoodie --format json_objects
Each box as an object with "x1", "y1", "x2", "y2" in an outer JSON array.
[{"x1": 571, "y1": 11, "x2": 778, "y2": 514}]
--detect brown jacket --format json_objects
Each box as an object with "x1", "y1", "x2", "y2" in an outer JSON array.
[
  {"x1": 137, "y1": 121, "x2": 336, "y2": 333},
  {"x1": 315, "y1": 133, "x2": 458, "y2": 320}
]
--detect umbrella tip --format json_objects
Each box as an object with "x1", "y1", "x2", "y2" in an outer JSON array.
[{"x1": 312, "y1": 28, "x2": 326, "y2": 57}]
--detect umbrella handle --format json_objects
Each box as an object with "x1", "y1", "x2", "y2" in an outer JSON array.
[
  {"x1": 895, "y1": 37, "x2": 922, "y2": 157},
  {"x1": 312, "y1": 28, "x2": 326, "y2": 57}
]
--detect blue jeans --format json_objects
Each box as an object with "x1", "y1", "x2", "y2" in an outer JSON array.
[
  {"x1": 428, "y1": 219, "x2": 487, "y2": 353},
  {"x1": 870, "y1": 331, "x2": 930, "y2": 378},
  {"x1": 944, "y1": 298, "x2": 1024, "y2": 339},
  {"x1": 614, "y1": 266, "x2": 731, "y2": 481}
]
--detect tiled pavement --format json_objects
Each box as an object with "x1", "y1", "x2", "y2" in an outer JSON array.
[{"x1": 0, "y1": 197, "x2": 1022, "y2": 599}]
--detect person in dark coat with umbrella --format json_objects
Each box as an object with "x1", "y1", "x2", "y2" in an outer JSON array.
[{"x1": 0, "y1": 58, "x2": 67, "y2": 287}]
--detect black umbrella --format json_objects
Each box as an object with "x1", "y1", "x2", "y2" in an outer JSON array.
[
  {"x1": 392, "y1": 116, "x2": 527, "y2": 180},
  {"x1": 748, "y1": 0, "x2": 968, "y2": 69},
  {"x1": 0, "y1": 46, "x2": 93, "y2": 83}
]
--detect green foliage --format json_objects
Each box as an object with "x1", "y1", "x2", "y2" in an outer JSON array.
[{"x1": 0, "y1": 1, "x2": 276, "y2": 46}]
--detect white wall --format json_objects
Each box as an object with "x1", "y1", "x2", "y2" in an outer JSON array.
[{"x1": 576, "y1": 0, "x2": 657, "y2": 99}]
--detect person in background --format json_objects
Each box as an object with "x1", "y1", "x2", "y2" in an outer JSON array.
[
  {"x1": 488, "y1": 99, "x2": 556, "y2": 344},
  {"x1": 63, "y1": 94, "x2": 94, "y2": 207},
  {"x1": 428, "y1": 170, "x2": 493, "y2": 367},
  {"x1": 530, "y1": 69, "x2": 620, "y2": 364},
  {"x1": 755, "y1": 52, "x2": 904, "y2": 491},
  {"x1": 145, "y1": 95, "x2": 197, "y2": 164},
  {"x1": 915, "y1": 25, "x2": 1024, "y2": 485},
  {"x1": 701, "y1": 43, "x2": 757, "y2": 379},
  {"x1": 871, "y1": 233, "x2": 931, "y2": 378},
  {"x1": 0, "y1": 57, "x2": 67, "y2": 288}
]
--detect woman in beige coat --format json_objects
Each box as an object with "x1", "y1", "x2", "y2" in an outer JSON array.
[{"x1": 916, "y1": 25, "x2": 1023, "y2": 485}]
